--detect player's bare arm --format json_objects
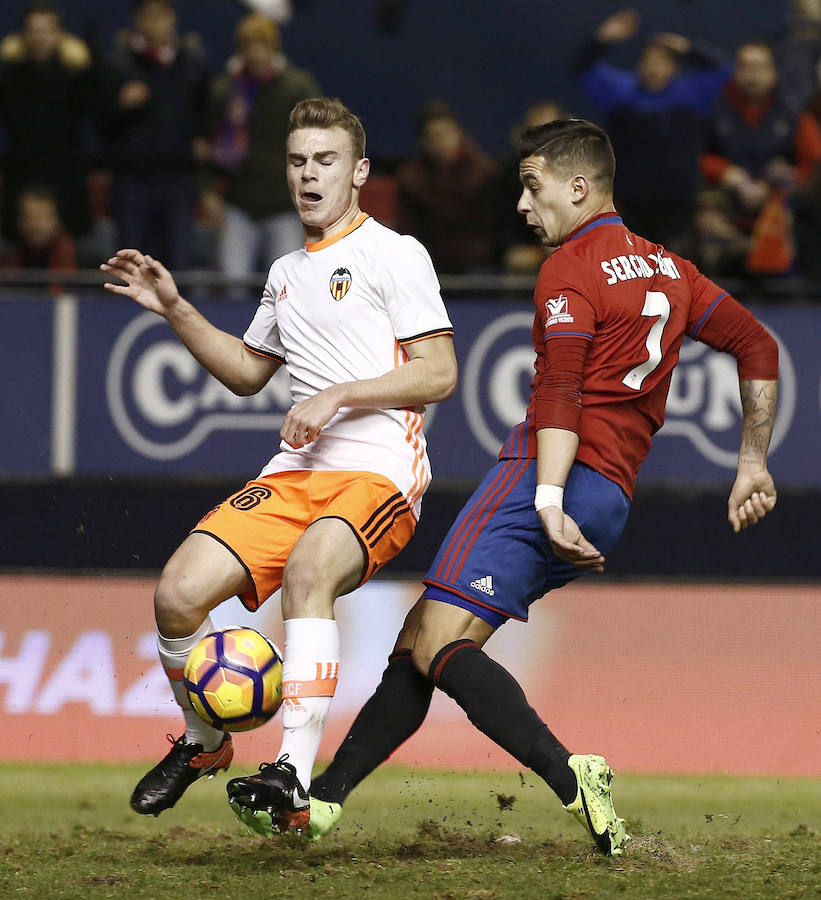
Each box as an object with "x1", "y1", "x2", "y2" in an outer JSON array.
[
  {"x1": 282, "y1": 334, "x2": 457, "y2": 448},
  {"x1": 691, "y1": 292, "x2": 778, "y2": 532},
  {"x1": 101, "y1": 249, "x2": 280, "y2": 396},
  {"x1": 535, "y1": 427, "x2": 605, "y2": 572},
  {"x1": 728, "y1": 378, "x2": 778, "y2": 533}
]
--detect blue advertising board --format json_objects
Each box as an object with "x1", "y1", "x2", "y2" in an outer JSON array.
[
  {"x1": 1, "y1": 293, "x2": 818, "y2": 486},
  {"x1": 0, "y1": 300, "x2": 53, "y2": 473}
]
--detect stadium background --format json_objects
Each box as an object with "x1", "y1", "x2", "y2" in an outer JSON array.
[
  {"x1": 0, "y1": 0, "x2": 819, "y2": 777},
  {"x1": 0, "y1": 0, "x2": 790, "y2": 160}
]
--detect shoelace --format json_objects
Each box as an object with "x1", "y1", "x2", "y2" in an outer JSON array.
[
  {"x1": 166, "y1": 733, "x2": 200, "y2": 750},
  {"x1": 256, "y1": 753, "x2": 295, "y2": 775}
]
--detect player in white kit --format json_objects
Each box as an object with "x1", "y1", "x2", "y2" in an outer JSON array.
[{"x1": 101, "y1": 98, "x2": 457, "y2": 832}]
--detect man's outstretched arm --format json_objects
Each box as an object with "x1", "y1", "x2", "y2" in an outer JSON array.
[
  {"x1": 101, "y1": 249, "x2": 280, "y2": 396},
  {"x1": 728, "y1": 378, "x2": 778, "y2": 533},
  {"x1": 691, "y1": 288, "x2": 779, "y2": 534}
]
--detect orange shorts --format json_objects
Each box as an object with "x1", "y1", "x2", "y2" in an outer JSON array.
[{"x1": 192, "y1": 470, "x2": 415, "y2": 610}]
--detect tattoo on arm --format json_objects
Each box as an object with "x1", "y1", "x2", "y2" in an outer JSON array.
[{"x1": 738, "y1": 380, "x2": 777, "y2": 465}]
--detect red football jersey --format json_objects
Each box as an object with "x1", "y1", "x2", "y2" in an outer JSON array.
[{"x1": 499, "y1": 213, "x2": 736, "y2": 498}]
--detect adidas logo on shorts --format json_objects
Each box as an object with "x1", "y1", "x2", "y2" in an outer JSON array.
[{"x1": 470, "y1": 575, "x2": 495, "y2": 596}]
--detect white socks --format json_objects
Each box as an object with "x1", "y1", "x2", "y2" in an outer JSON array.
[
  {"x1": 278, "y1": 617, "x2": 340, "y2": 791},
  {"x1": 157, "y1": 617, "x2": 225, "y2": 751},
  {"x1": 156, "y1": 615, "x2": 341, "y2": 783}
]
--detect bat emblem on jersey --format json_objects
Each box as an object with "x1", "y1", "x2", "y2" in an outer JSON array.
[
  {"x1": 329, "y1": 267, "x2": 352, "y2": 300},
  {"x1": 546, "y1": 294, "x2": 568, "y2": 316},
  {"x1": 545, "y1": 293, "x2": 574, "y2": 326}
]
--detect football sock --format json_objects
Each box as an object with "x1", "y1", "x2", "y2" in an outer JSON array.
[
  {"x1": 277, "y1": 617, "x2": 340, "y2": 792},
  {"x1": 431, "y1": 639, "x2": 577, "y2": 805},
  {"x1": 157, "y1": 617, "x2": 225, "y2": 751},
  {"x1": 310, "y1": 649, "x2": 434, "y2": 804}
]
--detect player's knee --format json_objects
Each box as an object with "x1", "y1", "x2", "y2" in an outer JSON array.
[
  {"x1": 409, "y1": 640, "x2": 437, "y2": 679},
  {"x1": 281, "y1": 558, "x2": 333, "y2": 619},
  {"x1": 282, "y1": 555, "x2": 316, "y2": 595},
  {"x1": 154, "y1": 572, "x2": 206, "y2": 636}
]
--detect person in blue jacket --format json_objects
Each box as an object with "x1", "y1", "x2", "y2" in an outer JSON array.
[{"x1": 574, "y1": 7, "x2": 731, "y2": 258}]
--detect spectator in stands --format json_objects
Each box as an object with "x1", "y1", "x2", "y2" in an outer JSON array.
[
  {"x1": 701, "y1": 40, "x2": 821, "y2": 277},
  {"x1": 0, "y1": 184, "x2": 77, "y2": 294},
  {"x1": 773, "y1": 0, "x2": 821, "y2": 112},
  {"x1": 574, "y1": 7, "x2": 731, "y2": 258},
  {"x1": 790, "y1": 164, "x2": 821, "y2": 280},
  {"x1": 395, "y1": 100, "x2": 500, "y2": 274},
  {"x1": 498, "y1": 99, "x2": 564, "y2": 275},
  {"x1": 0, "y1": 1, "x2": 95, "y2": 252},
  {"x1": 238, "y1": 0, "x2": 293, "y2": 24},
  {"x1": 100, "y1": 0, "x2": 211, "y2": 270},
  {"x1": 693, "y1": 189, "x2": 750, "y2": 279},
  {"x1": 202, "y1": 12, "x2": 320, "y2": 294}
]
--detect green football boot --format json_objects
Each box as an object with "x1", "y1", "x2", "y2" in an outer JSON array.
[
  {"x1": 230, "y1": 794, "x2": 342, "y2": 841},
  {"x1": 564, "y1": 753, "x2": 629, "y2": 856},
  {"x1": 228, "y1": 757, "x2": 342, "y2": 841},
  {"x1": 304, "y1": 797, "x2": 343, "y2": 840}
]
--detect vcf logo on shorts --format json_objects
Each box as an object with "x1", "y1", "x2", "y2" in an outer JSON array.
[{"x1": 329, "y1": 267, "x2": 352, "y2": 300}]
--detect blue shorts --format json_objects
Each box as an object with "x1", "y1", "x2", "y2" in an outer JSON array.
[{"x1": 423, "y1": 459, "x2": 630, "y2": 627}]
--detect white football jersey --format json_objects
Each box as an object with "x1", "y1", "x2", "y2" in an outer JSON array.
[{"x1": 243, "y1": 213, "x2": 453, "y2": 518}]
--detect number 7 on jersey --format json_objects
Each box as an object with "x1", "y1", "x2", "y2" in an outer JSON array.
[{"x1": 622, "y1": 290, "x2": 671, "y2": 390}]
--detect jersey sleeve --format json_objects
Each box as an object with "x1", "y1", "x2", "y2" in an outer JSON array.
[
  {"x1": 678, "y1": 255, "x2": 731, "y2": 338},
  {"x1": 242, "y1": 263, "x2": 286, "y2": 362},
  {"x1": 680, "y1": 256, "x2": 778, "y2": 379},
  {"x1": 532, "y1": 256, "x2": 597, "y2": 432},
  {"x1": 535, "y1": 254, "x2": 598, "y2": 340},
  {"x1": 693, "y1": 294, "x2": 778, "y2": 380},
  {"x1": 533, "y1": 335, "x2": 590, "y2": 433},
  {"x1": 379, "y1": 235, "x2": 453, "y2": 343}
]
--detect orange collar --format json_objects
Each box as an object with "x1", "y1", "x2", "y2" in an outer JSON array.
[{"x1": 305, "y1": 212, "x2": 370, "y2": 252}]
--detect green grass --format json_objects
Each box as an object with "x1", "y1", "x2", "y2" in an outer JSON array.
[{"x1": 0, "y1": 764, "x2": 819, "y2": 899}]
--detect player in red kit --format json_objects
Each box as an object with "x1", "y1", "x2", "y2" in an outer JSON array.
[{"x1": 246, "y1": 119, "x2": 779, "y2": 855}]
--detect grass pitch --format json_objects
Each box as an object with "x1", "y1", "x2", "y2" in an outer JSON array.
[{"x1": 0, "y1": 763, "x2": 819, "y2": 899}]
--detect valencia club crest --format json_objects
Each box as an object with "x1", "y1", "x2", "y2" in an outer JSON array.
[{"x1": 329, "y1": 267, "x2": 352, "y2": 300}]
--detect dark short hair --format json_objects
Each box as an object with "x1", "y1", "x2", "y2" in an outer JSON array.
[
  {"x1": 133, "y1": 0, "x2": 175, "y2": 12},
  {"x1": 518, "y1": 118, "x2": 616, "y2": 191},
  {"x1": 414, "y1": 99, "x2": 456, "y2": 133},
  {"x1": 288, "y1": 97, "x2": 366, "y2": 159}
]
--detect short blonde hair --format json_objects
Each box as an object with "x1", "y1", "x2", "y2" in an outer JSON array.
[
  {"x1": 288, "y1": 97, "x2": 366, "y2": 159},
  {"x1": 235, "y1": 12, "x2": 281, "y2": 51}
]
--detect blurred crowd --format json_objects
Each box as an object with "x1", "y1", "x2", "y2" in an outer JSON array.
[
  {"x1": 2, "y1": 0, "x2": 821, "y2": 294},
  {"x1": 0, "y1": 0, "x2": 319, "y2": 292}
]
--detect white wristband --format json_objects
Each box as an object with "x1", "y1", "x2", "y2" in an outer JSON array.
[{"x1": 535, "y1": 484, "x2": 564, "y2": 512}]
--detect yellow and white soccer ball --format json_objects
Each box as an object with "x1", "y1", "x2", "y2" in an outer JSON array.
[{"x1": 183, "y1": 627, "x2": 283, "y2": 732}]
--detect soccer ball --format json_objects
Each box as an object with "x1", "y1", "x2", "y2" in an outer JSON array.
[{"x1": 183, "y1": 627, "x2": 283, "y2": 732}]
